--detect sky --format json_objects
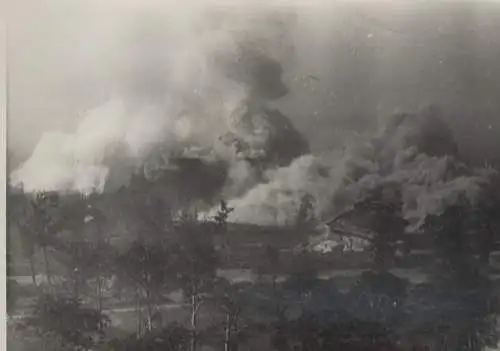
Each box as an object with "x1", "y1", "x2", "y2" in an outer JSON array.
[{"x1": 6, "y1": 0, "x2": 500, "y2": 167}]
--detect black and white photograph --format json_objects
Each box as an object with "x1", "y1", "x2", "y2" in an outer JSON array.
[{"x1": 6, "y1": 0, "x2": 500, "y2": 350}]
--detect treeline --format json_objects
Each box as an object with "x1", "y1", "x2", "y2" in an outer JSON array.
[{"x1": 7, "y1": 169, "x2": 500, "y2": 350}]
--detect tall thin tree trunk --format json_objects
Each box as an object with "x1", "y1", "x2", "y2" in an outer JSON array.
[
  {"x1": 73, "y1": 275, "x2": 79, "y2": 298},
  {"x1": 136, "y1": 289, "x2": 143, "y2": 337},
  {"x1": 224, "y1": 312, "x2": 231, "y2": 351},
  {"x1": 42, "y1": 246, "x2": 52, "y2": 284},
  {"x1": 29, "y1": 255, "x2": 37, "y2": 286},
  {"x1": 72, "y1": 253, "x2": 80, "y2": 298},
  {"x1": 72, "y1": 271, "x2": 77, "y2": 298},
  {"x1": 272, "y1": 276, "x2": 282, "y2": 319},
  {"x1": 191, "y1": 294, "x2": 198, "y2": 351},
  {"x1": 233, "y1": 316, "x2": 240, "y2": 351},
  {"x1": 145, "y1": 289, "x2": 153, "y2": 332},
  {"x1": 96, "y1": 274, "x2": 103, "y2": 314}
]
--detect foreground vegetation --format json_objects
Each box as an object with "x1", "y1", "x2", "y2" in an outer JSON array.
[{"x1": 7, "y1": 173, "x2": 500, "y2": 351}]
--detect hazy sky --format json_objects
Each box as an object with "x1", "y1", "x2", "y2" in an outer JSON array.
[{"x1": 7, "y1": 0, "x2": 500, "y2": 166}]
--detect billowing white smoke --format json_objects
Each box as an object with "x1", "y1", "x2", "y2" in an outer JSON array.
[
  {"x1": 219, "y1": 107, "x2": 490, "y2": 228},
  {"x1": 204, "y1": 139, "x2": 366, "y2": 225},
  {"x1": 12, "y1": 2, "x2": 489, "y2": 231},
  {"x1": 10, "y1": 87, "x2": 245, "y2": 193},
  {"x1": 222, "y1": 155, "x2": 332, "y2": 226},
  {"x1": 10, "y1": 4, "x2": 301, "y2": 195}
]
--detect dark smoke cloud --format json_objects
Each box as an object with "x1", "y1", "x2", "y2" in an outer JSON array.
[
  {"x1": 10, "y1": 3, "x2": 308, "y2": 201},
  {"x1": 330, "y1": 107, "x2": 488, "y2": 231},
  {"x1": 8, "y1": 1, "x2": 500, "y2": 228},
  {"x1": 218, "y1": 106, "x2": 489, "y2": 227}
]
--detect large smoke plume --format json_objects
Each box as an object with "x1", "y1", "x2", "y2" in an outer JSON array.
[
  {"x1": 10, "y1": 3, "x2": 308, "y2": 200},
  {"x1": 220, "y1": 106, "x2": 490, "y2": 227},
  {"x1": 10, "y1": 1, "x2": 497, "y2": 229},
  {"x1": 332, "y1": 107, "x2": 488, "y2": 230}
]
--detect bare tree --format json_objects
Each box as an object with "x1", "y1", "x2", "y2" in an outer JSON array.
[{"x1": 171, "y1": 215, "x2": 218, "y2": 351}]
